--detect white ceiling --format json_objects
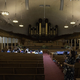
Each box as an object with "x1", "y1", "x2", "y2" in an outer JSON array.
[{"x1": 0, "y1": 0, "x2": 80, "y2": 36}]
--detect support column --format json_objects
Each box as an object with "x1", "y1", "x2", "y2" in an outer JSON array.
[
  {"x1": 4, "y1": 37, "x2": 5, "y2": 48},
  {"x1": 11, "y1": 38, "x2": 13, "y2": 49},
  {"x1": 1, "y1": 37, "x2": 3, "y2": 50},
  {"x1": 74, "y1": 39, "x2": 76, "y2": 50},
  {"x1": 79, "y1": 39, "x2": 80, "y2": 49},
  {"x1": 68, "y1": 40, "x2": 69, "y2": 45},
  {"x1": 14, "y1": 38, "x2": 16, "y2": 47},
  {"x1": 77, "y1": 39, "x2": 78, "y2": 44},
  {"x1": 7, "y1": 38, "x2": 8, "y2": 49},
  {"x1": 71, "y1": 39, "x2": 72, "y2": 47},
  {"x1": 18, "y1": 39, "x2": 20, "y2": 46}
]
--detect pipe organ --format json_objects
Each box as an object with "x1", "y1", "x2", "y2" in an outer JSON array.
[{"x1": 28, "y1": 18, "x2": 58, "y2": 37}]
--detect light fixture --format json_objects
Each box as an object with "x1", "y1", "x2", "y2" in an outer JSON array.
[
  {"x1": 2, "y1": 11, "x2": 9, "y2": 16},
  {"x1": 25, "y1": 0, "x2": 29, "y2": 10},
  {"x1": 64, "y1": 25, "x2": 69, "y2": 28},
  {"x1": 19, "y1": 24, "x2": 24, "y2": 27},
  {"x1": 13, "y1": 20, "x2": 18, "y2": 23},
  {"x1": 60, "y1": 0, "x2": 64, "y2": 10},
  {"x1": 70, "y1": 21, "x2": 75, "y2": 24},
  {"x1": 13, "y1": 0, "x2": 18, "y2": 23},
  {"x1": 39, "y1": 5, "x2": 44, "y2": 7},
  {"x1": 70, "y1": 0, "x2": 76, "y2": 25},
  {"x1": 2, "y1": 0, "x2": 9, "y2": 16},
  {"x1": 45, "y1": 5, "x2": 50, "y2": 7},
  {"x1": 64, "y1": 5, "x2": 69, "y2": 28},
  {"x1": 19, "y1": 3, "x2": 24, "y2": 27}
]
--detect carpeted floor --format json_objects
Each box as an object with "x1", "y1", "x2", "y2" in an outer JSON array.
[{"x1": 43, "y1": 53, "x2": 64, "y2": 80}]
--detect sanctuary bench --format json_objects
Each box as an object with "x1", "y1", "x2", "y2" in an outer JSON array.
[
  {"x1": 0, "y1": 52, "x2": 45, "y2": 80},
  {"x1": 0, "y1": 67, "x2": 44, "y2": 74},
  {"x1": 75, "y1": 63, "x2": 80, "y2": 78},
  {"x1": 0, "y1": 60, "x2": 43, "y2": 64},
  {"x1": 0, "y1": 53, "x2": 43, "y2": 60},
  {"x1": 0, "y1": 74, "x2": 45, "y2": 80},
  {"x1": 0, "y1": 63, "x2": 44, "y2": 67}
]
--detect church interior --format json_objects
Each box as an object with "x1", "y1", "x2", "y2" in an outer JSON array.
[{"x1": 0, "y1": 0, "x2": 80, "y2": 80}]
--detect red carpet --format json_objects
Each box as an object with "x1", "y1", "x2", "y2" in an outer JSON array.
[{"x1": 43, "y1": 53, "x2": 64, "y2": 80}]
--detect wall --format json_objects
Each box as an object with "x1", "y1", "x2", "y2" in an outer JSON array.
[{"x1": 0, "y1": 37, "x2": 18, "y2": 43}]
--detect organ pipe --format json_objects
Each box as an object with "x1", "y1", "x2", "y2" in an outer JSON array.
[
  {"x1": 36, "y1": 22, "x2": 39, "y2": 35},
  {"x1": 28, "y1": 19, "x2": 58, "y2": 38},
  {"x1": 45, "y1": 19, "x2": 48, "y2": 36},
  {"x1": 39, "y1": 19, "x2": 42, "y2": 36},
  {"x1": 48, "y1": 23, "x2": 51, "y2": 36}
]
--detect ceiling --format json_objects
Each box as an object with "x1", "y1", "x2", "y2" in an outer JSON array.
[{"x1": 0, "y1": 0, "x2": 80, "y2": 36}]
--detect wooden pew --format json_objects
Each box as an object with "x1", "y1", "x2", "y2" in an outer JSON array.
[
  {"x1": 0, "y1": 63, "x2": 44, "y2": 67},
  {"x1": 53, "y1": 55, "x2": 65, "y2": 67},
  {"x1": 0, "y1": 74, "x2": 45, "y2": 80},
  {"x1": 0, "y1": 60, "x2": 43, "y2": 64},
  {"x1": 0, "y1": 53, "x2": 43, "y2": 60},
  {"x1": 0, "y1": 67, "x2": 44, "y2": 74},
  {"x1": 75, "y1": 63, "x2": 80, "y2": 78}
]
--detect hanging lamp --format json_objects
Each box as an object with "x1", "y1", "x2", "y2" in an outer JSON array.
[
  {"x1": 19, "y1": 3, "x2": 24, "y2": 27},
  {"x1": 2, "y1": 0, "x2": 9, "y2": 16},
  {"x1": 64, "y1": 5, "x2": 69, "y2": 28},
  {"x1": 70, "y1": 0, "x2": 75, "y2": 25},
  {"x1": 13, "y1": 0, "x2": 18, "y2": 23}
]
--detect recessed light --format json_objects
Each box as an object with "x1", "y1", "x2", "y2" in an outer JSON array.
[
  {"x1": 39, "y1": 5, "x2": 44, "y2": 7},
  {"x1": 45, "y1": 5, "x2": 50, "y2": 7}
]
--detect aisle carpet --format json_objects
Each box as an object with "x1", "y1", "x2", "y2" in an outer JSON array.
[{"x1": 43, "y1": 53, "x2": 64, "y2": 80}]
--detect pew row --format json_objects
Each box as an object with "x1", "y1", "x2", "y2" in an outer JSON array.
[
  {"x1": 0, "y1": 67, "x2": 44, "y2": 74},
  {"x1": 75, "y1": 63, "x2": 80, "y2": 78},
  {"x1": 0, "y1": 63, "x2": 43, "y2": 67},
  {"x1": 0, "y1": 60, "x2": 43, "y2": 64},
  {"x1": 0, "y1": 74, "x2": 45, "y2": 80}
]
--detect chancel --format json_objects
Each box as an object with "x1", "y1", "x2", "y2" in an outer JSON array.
[{"x1": 0, "y1": 0, "x2": 80, "y2": 80}]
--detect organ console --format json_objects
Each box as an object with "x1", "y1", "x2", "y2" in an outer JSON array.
[{"x1": 28, "y1": 18, "x2": 58, "y2": 39}]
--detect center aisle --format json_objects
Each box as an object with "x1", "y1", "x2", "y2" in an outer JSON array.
[{"x1": 43, "y1": 53, "x2": 64, "y2": 80}]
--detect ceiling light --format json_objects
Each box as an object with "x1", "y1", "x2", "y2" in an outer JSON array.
[
  {"x1": 64, "y1": 25, "x2": 69, "y2": 28},
  {"x1": 39, "y1": 5, "x2": 44, "y2": 7},
  {"x1": 2, "y1": 0, "x2": 9, "y2": 16},
  {"x1": 2, "y1": 11, "x2": 9, "y2": 16},
  {"x1": 70, "y1": 21, "x2": 75, "y2": 24},
  {"x1": 13, "y1": 20, "x2": 18, "y2": 23},
  {"x1": 19, "y1": 24, "x2": 24, "y2": 27},
  {"x1": 45, "y1": 5, "x2": 50, "y2": 7}
]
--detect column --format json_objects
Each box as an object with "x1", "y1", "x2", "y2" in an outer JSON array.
[
  {"x1": 4, "y1": 37, "x2": 5, "y2": 48},
  {"x1": 74, "y1": 39, "x2": 76, "y2": 50},
  {"x1": 7, "y1": 38, "x2": 8, "y2": 49},
  {"x1": 11, "y1": 38, "x2": 13, "y2": 49},
  {"x1": 79, "y1": 39, "x2": 80, "y2": 49},
  {"x1": 14, "y1": 38, "x2": 16, "y2": 47},
  {"x1": 77, "y1": 39, "x2": 78, "y2": 44},
  {"x1": 71, "y1": 39, "x2": 72, "y2": 47},
  {"x1": 1, "y1": 37, "x2": 3, "y2": 50},
  {"x1": 68, "y1": 40, "x2": 69, "y2": 45},
  {"x1": 18, "y1": 39, "x2": 20, "y2": 46}
]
